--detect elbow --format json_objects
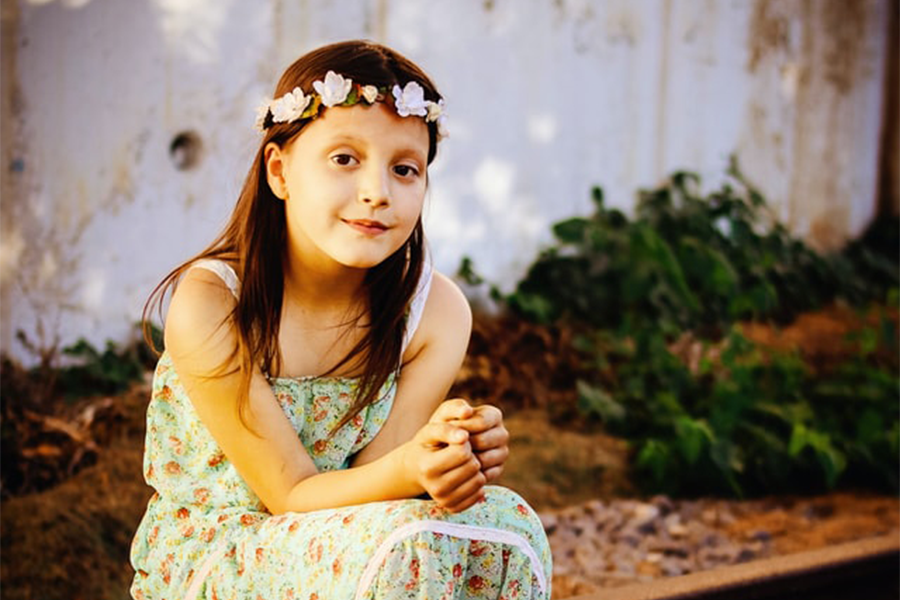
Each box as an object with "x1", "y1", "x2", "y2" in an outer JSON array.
[
  {"x1": 265, "y1": 471, "x2": 317, "y2": 515},
  {"x1": 266, "y1": 499, "x2": 291, "y2": 516}
]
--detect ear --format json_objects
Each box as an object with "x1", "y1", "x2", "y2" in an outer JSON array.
[{"x1": 264, "y1": 142, "x2": 289, "y2": 200}]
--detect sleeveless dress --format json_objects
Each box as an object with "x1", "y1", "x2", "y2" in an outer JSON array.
[{"x1": 130, "y1": 259, "x2": 552, "y2": 600}]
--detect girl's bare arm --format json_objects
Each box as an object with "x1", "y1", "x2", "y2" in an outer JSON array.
[
  {"x1": 349, "y1": 271, "x2": 473, "y2": 465},
  {"x1": 166, "y1": 269, "x2": 476, "y2": 514},
  {"x1": 351, "y1": 271, "x2": 509, "y2": 484}
]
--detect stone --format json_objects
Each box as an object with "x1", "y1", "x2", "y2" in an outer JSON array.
[{"x1": 538, "y1": 512, "x2": 558, "y2": 534}]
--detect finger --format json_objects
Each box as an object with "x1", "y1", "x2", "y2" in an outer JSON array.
[
  {"x1": 438, "y1": 453, "x2": 483, "y2": 490},
  {"x1": 469, "y1": 425, "x2": 509, "y2": 452},
  {"x1": 474, "y1": 446, "x2": 509, "y2": 471},
  {"x1": 481, "y1": 465, "x2": 504, "y2": 484},
  {"x1": 450, "y1": 405, "x2": 503, "y2": 434},
  {"x1": 429, "y1": 398, "x2": 474, "y2": 424},
  {"x1": 443, "y1": 486, "x2": 487, "y2": 514},
  {"x1": 420, "y1": 441, "x2": 475, "y2": 479},
  {"x1": 435, "y1": 465, "x2": 486, "y2": 510},
  {"x1": 416, "y1": 422, "x2": 469, "y2": 448}
]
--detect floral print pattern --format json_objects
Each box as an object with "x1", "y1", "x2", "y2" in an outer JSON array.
[{"x1": 130, "y1": 352, "x2": 552, "y2": 599}]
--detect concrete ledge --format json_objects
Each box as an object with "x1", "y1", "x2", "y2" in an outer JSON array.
[{"x1": 567, "y1": 534, "x2": 899, "y2": 600}]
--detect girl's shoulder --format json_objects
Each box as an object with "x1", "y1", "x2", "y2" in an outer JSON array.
[
  {"x1": 403, "y1": 270, "x2": 472, "y2": 362},
  {"x1": 191, "y1": 258, "x2": 240, "y2": 299},
  {"x1": 163, "y1": 260, "x2": 240, "y2": 370}
]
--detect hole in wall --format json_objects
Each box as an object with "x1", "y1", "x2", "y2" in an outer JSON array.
[{"x1": 169, "y1": 130, "x2": 203, "y2": 171}]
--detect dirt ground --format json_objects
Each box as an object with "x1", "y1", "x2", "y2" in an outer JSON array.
[
  {"x1": 1, "y1": 388, "x2": 897, "y2": 600},
  {"x1": 1, "y1": 305, "x2": 898, "y2": 599}
]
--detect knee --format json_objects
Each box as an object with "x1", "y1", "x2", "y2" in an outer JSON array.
[{"x1": 483, "y1": 485, "x2": 535, "y2": 516}]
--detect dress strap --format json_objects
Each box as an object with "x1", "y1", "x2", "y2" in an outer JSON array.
[
  {"x1": 403, "y1": 254, "x2": 434, "y2": 352},
  {"x1": 190, "y1": 259, "x2": 240, "y2": 300},
  {"x1": 188, "y1": 256, "x2": 430, "y2": 349}
]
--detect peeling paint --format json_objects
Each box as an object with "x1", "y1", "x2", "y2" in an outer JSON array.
[
  {"x1": 1, "y1": 0, "x2": 22, "y2": 354},
  {"x1": 747, "y1": 0, "x2": 793, "y2": 72},
  {"x1": 0, "y1": 228, "x2": 24, "y2": 285},
  {"x1": 820, "y1": 0, "x2": 872, "y2": 94},
  {"x1": 604, "y1": 4, "x2": 640, "y2": 46}
]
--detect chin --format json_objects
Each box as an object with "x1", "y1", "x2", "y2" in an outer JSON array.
[
  {"x1": 333, "y1": 242, "x2": 407, "y2": 270},
  {"x1": 335, "y1": 253, "x2": 393, "y2": 270}
]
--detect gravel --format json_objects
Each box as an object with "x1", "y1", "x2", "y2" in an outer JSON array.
[{"x1": 541, "y1": 495, "x2": 776, "y2": 595}]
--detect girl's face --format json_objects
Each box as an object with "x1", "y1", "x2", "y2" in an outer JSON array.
[{"x1": 265, "y1": 102, "x2": 429, "y2": 273}]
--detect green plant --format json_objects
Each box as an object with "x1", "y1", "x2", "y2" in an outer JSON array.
[
  {"x1": 467, "y1": 158, "x2": 900, "y2": 497},
  {"x1": 506, "y1": 157, "x2": 898, "y2": 337},
  {"x1": 55, "y1": 338, "x2": 145, "y2": 398},
  {"x1": 5, "y1": 322, "x2": 161, "y2": 404},
  {"x1": 576, "y1": 325, "x2": 899, "y2": 497}
]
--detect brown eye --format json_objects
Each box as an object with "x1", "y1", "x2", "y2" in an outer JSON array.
[
  {"x1": 331, "y1": 154, "x2": 358, "y2": 167},
  {"x1": 394, "y1": 164, "x2": 419, "y2": 178}
]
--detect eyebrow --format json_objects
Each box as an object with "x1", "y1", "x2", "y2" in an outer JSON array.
[{"x1": 327, "y1": 134, "x2": 426, "y2": 162}]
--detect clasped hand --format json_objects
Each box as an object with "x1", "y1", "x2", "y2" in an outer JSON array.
[{"x1": 403, "y1": 399, "x2": 509, "y2": 513}]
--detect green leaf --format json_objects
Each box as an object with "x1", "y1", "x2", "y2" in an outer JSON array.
[
  {"x1": 456, "y1": 256, "x2": 484, "y2": 286},
  {"x1": 674, "y1": 416, "x2": 714, "y2": 463},
  {"x1": 591, "y1": 186, "x2": 604, "y2": 208},
  {"x1": 788, "y1": 423, "x2": 811, "y2": 456},
  {"x1": 636, "y1": 439, "x2": 670, "y2": 485},
  {"x1": 855, "y1": 409, "x2": 884, "y2": 446},
  {"x1": 814, "y1": 441, "x2": 847, "y2": 488},
  {"x1": 553, "y1": 218, "x2": 589, "y2": 244},
  {"x1": 859, "y1": 327, "x2": 878, "y2": 356},
  {"x1": 576, "y1": 380, "x2": 625, "y2": 422}
]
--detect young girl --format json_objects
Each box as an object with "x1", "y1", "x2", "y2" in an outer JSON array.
[{"x1": 130, "y1": 41, "x2": 551, "y2": 599}]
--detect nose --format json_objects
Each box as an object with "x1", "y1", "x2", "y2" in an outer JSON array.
[{"x1": 359, "y1": 165, "x2": 390, "y2": 208}]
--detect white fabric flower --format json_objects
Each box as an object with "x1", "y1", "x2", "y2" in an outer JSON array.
[
  {"x1": 270, "y1": 87, "x2": 311, "y2": 123},
  {"x1": 436, "y1": 115, "x2": 449, "y2": 139},
  {"x1": 254, "y1": 99, "x2": 272, "y2": 131},
  {"x1": 313, "y1": 71, "x2": 352, "y2": 107},
  {"x1": 424, "y1": 99, "x2": 448, "y2": 138},
  {"x1": 392, "y1": 81, "x2": 428, "y2": 117},
  {"x1": 425, "y1": 99, "x2": 444, "y2": 123},
  {"x1": 361, "y1": 85, "x2": 379, "y2": 104}
]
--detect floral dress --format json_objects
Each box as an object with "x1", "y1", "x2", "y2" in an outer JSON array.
[{"x1": 130, "y1": 260, "x2": 552, "y2": 600}]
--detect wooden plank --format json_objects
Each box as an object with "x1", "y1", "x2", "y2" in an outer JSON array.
[{"x1": 565, "y1": 534, "x2": 899, "y2": 600}]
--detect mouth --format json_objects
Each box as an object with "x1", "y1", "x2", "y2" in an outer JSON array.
[{"x1": 342, "y1": 218, "x2": 390, "y2": 235}]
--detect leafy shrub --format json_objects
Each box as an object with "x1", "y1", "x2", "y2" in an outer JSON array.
[
  {"x1": 507, "y1": 158, "x2": 898, "y2": 337},
  {"x1": 473, "y1": 159, "x2": 900, "y2": 497},
  {"x1": 12, "y1": 323, "x2": 163, "y2": 403},
  {"x1": 575, "y1": 316, "x2": 899, "y2": 497}
]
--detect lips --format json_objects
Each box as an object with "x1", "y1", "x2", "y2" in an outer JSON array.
[{"x1": 342, "y1": 218, "x2": 389, "y2": 235}]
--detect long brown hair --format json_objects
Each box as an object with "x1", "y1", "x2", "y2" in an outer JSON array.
[{"x1": 143, "y1": 40, "x2": 443, "y2": 433}]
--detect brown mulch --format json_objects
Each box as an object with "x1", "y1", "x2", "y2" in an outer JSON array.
[
  {"x1": 739, "y1": 303, "x2": 899, "y2": 373},
  {"x1": 448, "y1": 314, "x2": 587, "y2": 423},
  {"x1": 0, "y1": 384, "x2": 151, "y2": 600}
]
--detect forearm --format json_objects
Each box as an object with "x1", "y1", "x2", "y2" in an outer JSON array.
[{"x1": 278, "y1": 442, "x2": 423, "y2": 514}]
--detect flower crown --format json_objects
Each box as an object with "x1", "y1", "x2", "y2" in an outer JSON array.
[{"x1": 256, "y1": 70, "x2": 447, "y2": 139}]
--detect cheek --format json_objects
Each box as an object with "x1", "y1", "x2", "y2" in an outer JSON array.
[{"x1": 399, "y1": 184, "x2": 426, "y2": 218}]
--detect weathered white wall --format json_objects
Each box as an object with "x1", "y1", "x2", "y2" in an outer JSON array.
[{"x1": 0, "y1": 0, "x2": 891, "y2": 363}]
